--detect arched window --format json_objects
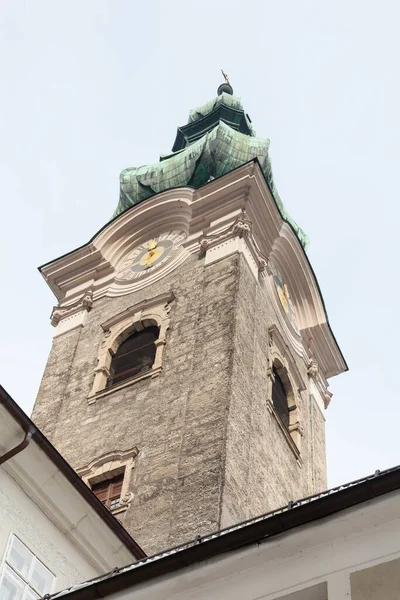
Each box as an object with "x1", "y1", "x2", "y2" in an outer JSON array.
[
  {"x1": 272, "y1": 366, "x2": 289, "y2": 429},
  {"x1": 107, "y1": 326, "x2": 159, "y2": 387}
]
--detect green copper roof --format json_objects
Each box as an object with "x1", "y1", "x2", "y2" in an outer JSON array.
[
  {"x1": 113, "y1": 93, "x2": 308, "y2": 250},
  {"x1": 171, "y1": 93, "x2": 256, "y2": 151}
]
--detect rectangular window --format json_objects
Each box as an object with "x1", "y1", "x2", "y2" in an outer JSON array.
[
  {"x1": 0, "y1": 536, "x2": 55, "y2": 600},
  {"x1": 91, "y1": 473, "x2": 124, "y2": 510}
]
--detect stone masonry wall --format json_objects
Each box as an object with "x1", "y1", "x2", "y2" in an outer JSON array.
[
  {"x1": 33, "y1": 250, "x2": 327, "y2": 555},
  {"x1": 221, "y1": 254, "x2": 327, "y2": 528},
  {"x1": 33, "y1": 253, "x2": 239, "y2": 555},
  {"x1": 32, "y1": 327, "x2": 83, "y2": 440}
]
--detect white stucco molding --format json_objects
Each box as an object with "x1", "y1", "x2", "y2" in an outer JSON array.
[
  {"x1": 307, "y1": 358, "x2": 332, "y2": 410},
  {"x1": 51, "y1": 290, "x2": 94, "y2": 337},
  {"x1": 77, "y1": 448, "x2": 139, "y2": 516},
  {"x1": 199, "y1": 212, "x2": 268, "y2": 279},
  {"x1": 39, "y1": 161, "x2": 346, "y2": 381},
  {"x1": 87, "y1": 292, "x2": 174, "y2": 403},
  {"x1": 264, "y1": 265, "x2": 305, "y2": 360},
  {"x1": 38, "y1": 166, "x2": 254, "y2": 303},
  {"x1": 270, "y1": 225, "x2": 347, "y2": 379}
]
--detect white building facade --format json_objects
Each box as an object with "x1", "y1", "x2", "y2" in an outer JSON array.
[{"x1": 0, "y1": 386, "x2": 145, "y2": 600}]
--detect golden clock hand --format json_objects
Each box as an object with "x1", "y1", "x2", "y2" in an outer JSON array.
[{"x1": 147, "y1": 239, "x2": 158, "y2": 251}]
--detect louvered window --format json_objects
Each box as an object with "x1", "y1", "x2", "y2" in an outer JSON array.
[
  {"x1": 107, "y1": 326, "x2": 158, "y2": 387},
  {"x1": 272, "y1": 366, "x2": 289, "y2": 429},
  {"x1": 91, "y1": 473, "x2": 124, "y2": 510}
]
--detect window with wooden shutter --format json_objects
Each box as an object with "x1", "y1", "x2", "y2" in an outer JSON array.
[
  {"x1": 106, "y1": 326, "x2": 159, "y2": 387},
  {"x1": 91, "y1": 473, "x2": 124, "y2": 510},
  {"x1": 272, "y1": 366, "x2": 289, "y2": 429}
]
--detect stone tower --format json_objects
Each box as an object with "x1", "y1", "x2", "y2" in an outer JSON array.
[{"x1": 32, "y1": 84, "x2": 347, "y2": 555}]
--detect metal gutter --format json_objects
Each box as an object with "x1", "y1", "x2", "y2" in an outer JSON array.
[
  {"x1": 0, "y1": 427, "x2": 33, "y2": 465},
  {"x1": 52, "y1": 464, "x2": 400, "y2": 600},
  {"x1": 0, "y1": 385, "x2": 146, "y2": 560}
]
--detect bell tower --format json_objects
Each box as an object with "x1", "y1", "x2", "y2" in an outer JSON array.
[{"x1": 32, "y1": 82, "x2": 347, "y2": 555}]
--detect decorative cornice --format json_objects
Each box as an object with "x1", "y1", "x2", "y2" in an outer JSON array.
[
  {"x1": 199, "y1": 212, "x2": 268, "y2": 274},
  {"x1": 51, "y1": 290, "x2": 93, "y2": 327},
  {"x1": 39, "y1": 163, "x2": 346, "y2": 381},
  {"x1": 199, "y1": 213, "x2": 251, "y2": 251},
  {"x1": 77, "y1": 448, "x2": 139, "y2": 478}
]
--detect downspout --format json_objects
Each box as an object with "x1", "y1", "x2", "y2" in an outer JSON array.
[{"x1": 0, "y1": 427, "x2": 33, "y2": 465}]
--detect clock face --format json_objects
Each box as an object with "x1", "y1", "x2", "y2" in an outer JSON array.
[
  {"x1": 116, "y1": 231, "x2": 186, "y2": 281},
  {"x1": 271, "y1": 263, "x2": 298, "y2": 331}
]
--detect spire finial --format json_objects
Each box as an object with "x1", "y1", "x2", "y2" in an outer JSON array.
[
  {"x1": 221, "y1": 69, "x2": 230, "y2": 85},
  {"x1": 217, "y1": 70, "x2": 234, "y2": 96}
]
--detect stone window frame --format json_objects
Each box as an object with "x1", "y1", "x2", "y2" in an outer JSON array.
[
  {"x1": 77, "y1": 447, "x2": 138, "y2": 516},
  {"x1": 267, "y1": 326, "x2": 305, "y2": 464},
  {"x1": 267, "y1": 359, "x2": 302, "y2": 463},
  {"x1": 88, "y1": 292, "x2": 174, "y2": 403}
]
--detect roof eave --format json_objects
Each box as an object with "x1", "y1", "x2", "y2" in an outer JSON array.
[
  {"x1": 0, "y1": 385, "x2": 146, "y2": 560},
  {"x1": 54, "y1": 466, "x2": 400, "y2": 600}
]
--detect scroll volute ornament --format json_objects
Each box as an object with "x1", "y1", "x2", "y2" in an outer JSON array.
[
  {"x1": 199, "y1": 213, "x2": 268, "y2": 274},
  {"x1": 51, "y1": 290, "x2": 93, "y2": 327}
]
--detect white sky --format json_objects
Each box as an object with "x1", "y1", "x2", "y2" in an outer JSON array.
[{"x1": 1, "y1": 0, "x2": 399, "y2": 489}]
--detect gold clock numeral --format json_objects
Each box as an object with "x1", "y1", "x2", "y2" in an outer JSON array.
[{"x1": 117, "y1": 231, "x2": 185, "y2": 281}]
